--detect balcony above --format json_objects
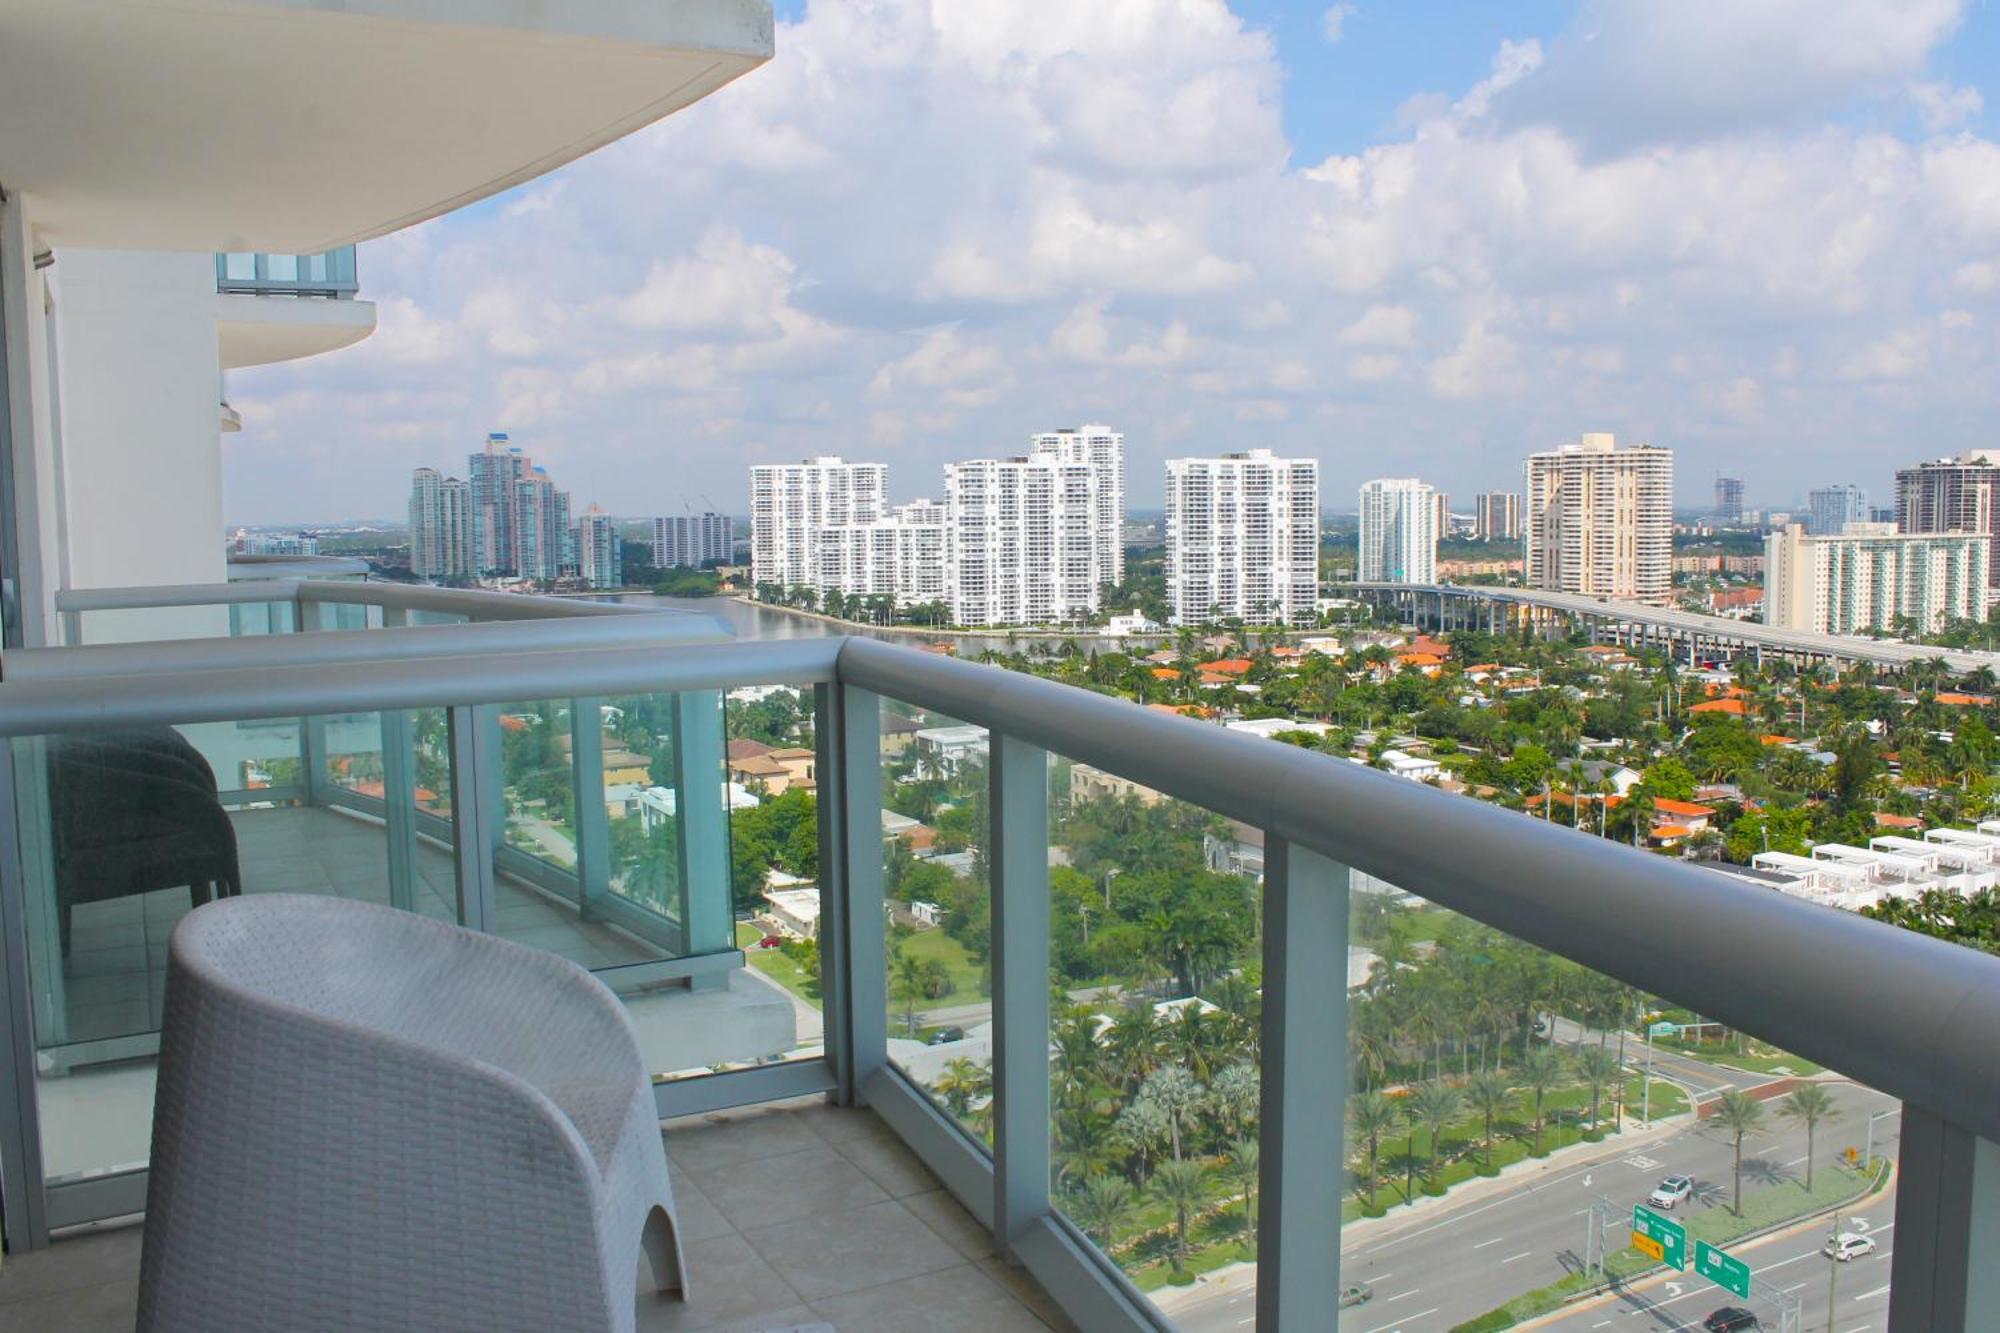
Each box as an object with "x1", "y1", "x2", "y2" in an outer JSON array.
[
  {"x1": 217, "y1": 249, "x2": 376, "y2": 368},
  {"x1": 0, "y1": 0, "x2": 774, "y2": 252}
]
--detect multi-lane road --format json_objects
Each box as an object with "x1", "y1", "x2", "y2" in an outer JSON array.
[{"x1": 1162, "y1": 1080, "x2": 1900, "y2": 1333}]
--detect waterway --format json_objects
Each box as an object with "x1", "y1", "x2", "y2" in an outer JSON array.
[{"x1": 615, "y1": 594, "x2": 1171, "y2": 656}]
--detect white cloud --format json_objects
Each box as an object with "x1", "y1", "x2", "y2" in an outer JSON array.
[
  {"x1": 220, "y1": 0, "x2": 2000, "y2": 523},
  {"x1": 1911, "y1": 80, "x2": 1983, "y2": 132},
  {"x1": 1321, "y1": 4, "x2": 1355, "y2": 44}
]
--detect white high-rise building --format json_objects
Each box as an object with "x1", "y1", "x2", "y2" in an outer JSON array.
[
  {"x1": 653, "y1": 513, "x2": 731, "y2": 569},
  {"x1": 1030, "y1": 425, "x2": 1125, "y2": 591},
  {"x1": 812, "y1": 500, "x2": 948, "y2": 608},
  {"x1": 408, "y1": 467, "x2": 473, "y2": 581},
  {"x1": 749, "y1": 458, "x2": 888, "y2": 593},
  {"x1": 1357, "y1": 478, "x2": 1438, "y2": 585},
  {"x1": 1765, "y1": 523, "x2": 1986, "y2": 635},
  {"x1": 1523, "y1": 433, "x2": 1674, "y2": 606},
  {"x1": 574, "y1": 504, "x2": 622, "y2": 589},
  {"x1": 945, "y1": 458, "x2": 1101, "y2": 626},
  {"x1": 1808, "y1": 485, "x2": 1870, "y2": 536},
  {"x1": 1164, "y1": 451, "x2": 1321, "y2": 626}
]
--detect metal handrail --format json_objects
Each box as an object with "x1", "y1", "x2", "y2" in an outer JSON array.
[
  {"x1": 225, "y1": 554, "x2": 372, "y2": 580},
  {"x1": 3, "y1": 612, "x2": 737, "y2": 682},
  {"x1": 838, "y1": 636, "x2": 2000, "y2": 1143},
  {"x1": 54, "y1": 578, "x2": 653, "y2": 622}
]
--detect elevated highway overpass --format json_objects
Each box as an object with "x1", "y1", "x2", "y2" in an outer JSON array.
[{"x1": 1341, "y1": 581, "x2": 2000, "y2": 677}]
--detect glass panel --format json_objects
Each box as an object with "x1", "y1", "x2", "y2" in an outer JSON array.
[
  {"x1": 1328, "y1": 866, "x2": 1899, "y2": 1332},
  {"x1": 1044, "y1": 753, "x2": 1261, "y2": 1320},
  {"x1": 497, "y1": 699, "x2": 580, "y2": 878},
  {"x1": 720, "y1": 684, "x2": 823, "y2": 1070},
  {"x1": 226, "y1": 600, "x2": 296, "y2": 638},
  {"x1": 17, "y1": 710, "x2": 464, "y2": 1185},
  {"x1": 221, "y1": 252, "x2": 256, "y2": 281},
  {"x1": 300, "y1": 251, "x2": 330, "y2": 283},
  {"x1": 878, "y1": 703, "x2": 993, "y2": 1137},
  {"x1": 263, "y1": 252, "x2": 299, "y2": 282}
]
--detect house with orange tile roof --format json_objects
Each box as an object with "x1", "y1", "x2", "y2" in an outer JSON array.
[
  {"x1": 1652, "y1": 798, "x2": 1717, "y2": 833},
  {"x1": 1690, "y1": 698, "x2": 1748, "y2": 716}
]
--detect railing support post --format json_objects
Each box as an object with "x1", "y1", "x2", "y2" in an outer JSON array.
[
  {"x1": 991, "y1": 734, "x2": 1050, "y2": 1248},
  {"x1": 570, "y1": 696, "x2": 611, "y2": 921},
  {"x1": 379, "y1": 707, "x2": 418, "y2": 913},
  {"x1": 1258, "y1": 836, "x2": 1348, "y2": 1329},
  {"x1": 0, "y1": 749, "x2": 49, "y2": 1249},
  {"x1": 674, "y1": 689, "x2": 731, "y2": 965},
  {"x1": 1890, "y1": 1105, "x2": 2000, "y2": 1329},
  {"x1": 447, "y1": 703, "x2": 500, "y2": 934},
  {"x1": 819, "y1": 683, "x2": 884, "y2": 1105}
]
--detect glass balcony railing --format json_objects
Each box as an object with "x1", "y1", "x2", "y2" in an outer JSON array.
[
  {"x1": 0, "y1": 580, "x2": 1992, "y2": 1331},
  {"x1": 214, "y1": 247, "x2": 358, "y2": 298}
]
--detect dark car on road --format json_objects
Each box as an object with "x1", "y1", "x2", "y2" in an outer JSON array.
[
  {"x1": 927, "y1": 1026, "x2": 967, "y2": 1045},
  {"x1": 1703, "y1": 1309, "x2": 1759, "y2": 1332}
]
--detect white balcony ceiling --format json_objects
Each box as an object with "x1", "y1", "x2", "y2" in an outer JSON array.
[{"x1": 0, "y1": 0, "x2": 772, "y2": 252}]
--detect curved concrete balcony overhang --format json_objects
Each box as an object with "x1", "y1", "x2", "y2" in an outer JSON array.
[
  {"x1": 217, "y1": 292, "x2": 378, "y2": 370},
  {"x1": 0, "y1": 0, "x2": 773, "y2": 252}
]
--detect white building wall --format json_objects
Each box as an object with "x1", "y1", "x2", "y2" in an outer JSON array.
[
  {"x1": 945, "y1": 457, "x2": 1101, "y2": 626},
  {"x1": 1031, "y1": 424, "x2": 1125, "y2": 589},
  {"x1": 1165, "y1": 450, "x2": 1320, "y2": 625},
  {"x1": 749, "y1": 457, "x2": 887, "y2": 592},
  {"x1": 49, "y1": 249, "x2": 229, "y2": 641},
  {"x1": 1764, "y1": 522, "x2": 1987, "y2": 634}
]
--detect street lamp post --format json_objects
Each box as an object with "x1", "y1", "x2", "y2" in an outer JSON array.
[{"x1": 1642, "y1": 1020, "x2": 1657, "y2": 1124}]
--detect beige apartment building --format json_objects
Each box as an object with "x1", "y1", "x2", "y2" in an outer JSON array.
[
  {"x1": 1764, "y1": 522, "x2": 1988, "y2": 636},
  {"x1": 1523, "y1": 433, "x2": 1674, "y2": 606}
]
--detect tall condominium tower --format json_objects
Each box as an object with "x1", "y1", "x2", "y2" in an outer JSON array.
[
  {"x1": 1765, "y1": 523, "x2": 1986, "y2": 635},
  {"x1": 1806, "y1": 484, "x2": 1870, "y2": 536},
  {"x1": 407, "y1": 466, "x2": 473, "y2": 581},
  {"x1": 574, "y1": 504, "x2": 622, "y2": 589},
  {"x1": 1896, "y1": 450, "x2": 2000, "y2": 588},
  {"x1": 1357, "y1": 478, "x2": 1438, "y2": 584},
  {"x1": 1523, "y1": 433, "x2": 1674, "y2": 606},
  {"x1": 468, "y1": 432, "x2": 531, "y2": 574},
  {"x1": 749, "y1": 457, "x2": 888, "y2": 592},
  {"x1": 1165, "y1": 450, "x2": 1321, "y2": 626},
  {"x1": 653, "y1": 512, "x2": 732, "y2": 569},
  {"x1": 1714, "y1": 475, "x2": 1744, "y2": 524},
  {"x1": 1031, "y1": 424, "x2": 1126, "y2": 590},
  {"x1": 1474, "y1": 491, "x2": 1521, "y2": 541},
  {"x1": 945, "y1": 457, "x2": 1101, "y2": 626},
  {"x1": 813, "y1": 500, "x2": 949, "y2": 608},
  {"x1": 509, "y1": 466, "x2": 573, "y2": 581}
]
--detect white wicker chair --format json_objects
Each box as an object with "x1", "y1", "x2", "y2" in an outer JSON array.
[{"x1": 137, "y1": 893, "x2": 687, "y2": 1332}]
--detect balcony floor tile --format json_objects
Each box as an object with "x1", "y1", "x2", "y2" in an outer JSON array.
[{"x1": 2, "y1": 1103, "x2": 1065, "y2": 1332}]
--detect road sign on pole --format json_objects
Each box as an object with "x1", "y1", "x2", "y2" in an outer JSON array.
[
  {"x1": 1632, "y1": 1204, "x2": 1687, "y2": 1271},
  {"x1": 1695, "y1": 1240, "x2": 1750, "y2": 1298}
]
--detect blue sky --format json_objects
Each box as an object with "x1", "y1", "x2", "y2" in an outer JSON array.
[{"x1": 226, "y1": 1, "x2": 2000, "y2": 523}]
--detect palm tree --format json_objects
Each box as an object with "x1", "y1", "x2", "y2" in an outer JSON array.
[
  {"x1": 1778, "y1": 1084, "x2": 1840, "y2": 1189},
  {"x1": 933, "y1": 1057, "x2": 990, "y2": 1122},
  {"x1": 1577, "y1": 1046, "x2": 1621, "y2": 1134},
  {"x1": 1227, "y1": 1137, "x2": 1260, "y2": 1240},
  {"x1": 892, "y1": 948, "x2": 926, "y2": 1036},
  {"x1": 1711, "y1": 1091, "x2": 1768, "y2": 1216},
  {"x1": 1151, "y1": 1159, "x2": 1209, "y2": 1271},
  {"x1": 1411, "y1": 1081, "x2": 1464, "y2": 1190},
  {"x1": 1463, "y1": 1071, "x2": 1513, "y2": 1172},
  {"x1": 1519, "y1": 1046, "x2": 1566, "y2": 1154},
  {"x1": 1068, "y1": 1175, "x2": 1135, "y2": 1250},
  {"x1": 1349, "y1": 1091, "x2": 1400, "y2": 1209}
]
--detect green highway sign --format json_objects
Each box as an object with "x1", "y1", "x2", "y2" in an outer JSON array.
[
  {"x1": 1632, "y1": 1204, "x2": 1687, "y2": 1271},
  {"x1": 1695, "y1": 1240, "x2": 1751, "y2": 1298}
]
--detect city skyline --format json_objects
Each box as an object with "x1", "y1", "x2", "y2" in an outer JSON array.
[{"x1": 217, "y1": 0, "x2": 2000, "y2": 524}]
